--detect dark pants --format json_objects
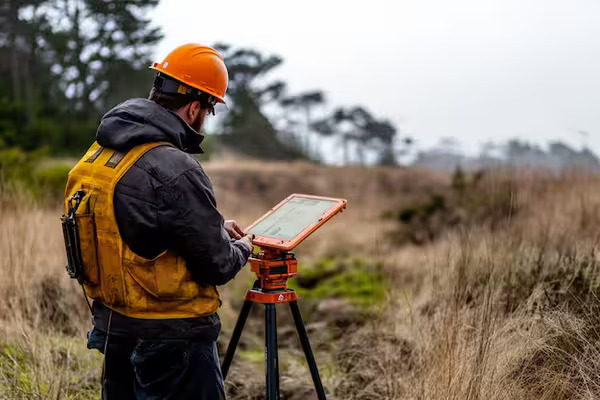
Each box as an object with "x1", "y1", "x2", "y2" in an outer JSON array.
[{"x1": 88, "y1": 328, "x2": 226, "y2": 400}]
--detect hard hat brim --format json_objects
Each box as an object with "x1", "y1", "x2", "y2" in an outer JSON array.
[{"x1": 150, "y1": 64, "x2": 227, "y2": 105}]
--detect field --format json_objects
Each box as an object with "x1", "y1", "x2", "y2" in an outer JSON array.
[{"x1": 1, "y1": 161, "x2": 600, "y2": 399}]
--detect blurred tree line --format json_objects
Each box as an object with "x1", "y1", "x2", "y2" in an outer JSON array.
[
  {"x1": 0, "y1": 0, "x2": 161, "y2": 154},
  {"x1": 0, "y1": 0, "x2": 407, "y2": 166},
  {"x1": 413, "y1": 137, "x2": 600, "y2": 172}
]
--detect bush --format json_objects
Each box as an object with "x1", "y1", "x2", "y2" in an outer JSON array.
[
  {"x1": 291, "y1": 258, "x2": 386, "y2": 309},
  {"x1": 35, "y1": 163, "x2": 70, "y2": 201},
  {"x1": 0, "y1": 147, "x2": 47, "y2": 184},
  {"x1": 0, "y1": 147, "x2": 71, "y2": 204},
  {"x1": 385, "y1": 168, "x2": 519, "y2": 244}
]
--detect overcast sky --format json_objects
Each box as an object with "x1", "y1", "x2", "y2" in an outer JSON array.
[{"x1": 151, "y1": 0, "x2": 600, "y2": 155}]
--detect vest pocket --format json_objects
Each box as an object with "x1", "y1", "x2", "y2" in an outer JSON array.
[
  {"x1": 123, "y1": 251, "x2": 200, "y2": 301},
  {"x1": 69, "y1": 186, "x2": 100, "y2": 287},
  {"x1": 75, "y1": 213, "x2": 100, "y2": 286}
]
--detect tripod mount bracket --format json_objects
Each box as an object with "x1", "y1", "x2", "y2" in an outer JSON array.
[
  {"x1": 245, "y1": 288, "x2": 298, "y2": 304},
  {"x1": 246, "y1": 247, "x2": 299, "y2": 303}
]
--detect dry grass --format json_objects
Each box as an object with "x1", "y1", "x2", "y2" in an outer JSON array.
[
  {"x1": 335, "y1": 169, "x2": 600, "y2": 400},
  {"x1": 0, "y1": 187, "x2": 99, "y2": 399},
  {"x1": 1, "y1": 162, "x2": 600, "y2": 399}
]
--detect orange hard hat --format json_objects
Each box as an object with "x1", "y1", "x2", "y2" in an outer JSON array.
[{"x1": 150, "y1": 44, "x2": 228, "y2": 104}]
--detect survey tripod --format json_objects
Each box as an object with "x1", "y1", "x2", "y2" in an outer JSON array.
[{"x1": 221, "y1": 248, "x2": 327, "y2": 400}]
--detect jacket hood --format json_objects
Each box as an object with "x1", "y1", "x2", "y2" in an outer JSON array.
[{"x1": 96, "y1": 98, "x2": 204, "y2": 154}]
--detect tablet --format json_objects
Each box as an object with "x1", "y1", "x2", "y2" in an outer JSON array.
[{"x1": 246, "y1": 194, "x2": 347, "y2": 251}]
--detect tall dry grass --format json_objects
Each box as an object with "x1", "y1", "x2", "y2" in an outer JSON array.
[
  {"x1": 1, "y1": 163, "x2": 600, "y2": 399},
  {"x1": 335, "y1": 170, "x2": 600, "y2": 400},
  {"x1": 0, "y1": 186, "x2": 100, "y2": 399}
]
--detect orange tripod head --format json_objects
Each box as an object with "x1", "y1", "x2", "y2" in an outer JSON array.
[
  {"x1": 250, "y1": 248, "x2": 297, "y2": 290},
  {"x1": 245, "y1": 247, "x2": 299, "y2": 304}
]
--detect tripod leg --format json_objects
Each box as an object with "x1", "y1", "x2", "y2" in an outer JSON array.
[
  {"x1": 289, "y1": 301, "x2": 327, "y2": 400},
  {"x1": 221, "y1": 299, "x2": 253, "y2": 379},
  {"x1": 265, "y1": 303, "x2": 280, "y2": 400}
]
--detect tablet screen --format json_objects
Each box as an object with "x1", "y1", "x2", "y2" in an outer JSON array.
[{"x1": 248, "y1": 196, "x2": 337, "y2": 240}]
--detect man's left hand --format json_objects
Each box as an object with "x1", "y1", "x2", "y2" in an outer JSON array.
[{"x1": 224, "y1": 220, "x2": 246, "y2": 240}]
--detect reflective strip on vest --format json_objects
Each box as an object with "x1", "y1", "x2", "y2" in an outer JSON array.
[{"x1": 64, "y1": 141, "x2": 220, "y2": 319}]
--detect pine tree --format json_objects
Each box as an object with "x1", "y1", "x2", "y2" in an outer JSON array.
[
  {"x1": 0, "y1": 0, "x2": 162, "y2": 153},
  {"x1": 213, "y1": 44, "x2": 307, "y2": 160}
]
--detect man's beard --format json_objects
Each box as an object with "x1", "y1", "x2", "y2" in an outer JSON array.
[{"x1": 190, "y1": 112, "x2": 204, "y2": 133}]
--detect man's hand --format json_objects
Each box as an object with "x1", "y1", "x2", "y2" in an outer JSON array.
[
  {"x1": 224, "y1": 220, "x2": 245, "y2": 240},
  {"x1": 238, "y1": 234, "x2": 255, "y2": 253}
]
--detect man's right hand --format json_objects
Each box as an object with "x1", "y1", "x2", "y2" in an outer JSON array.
[{"x1": 238, "y1": 234, "x2": 255, "y2": 253}]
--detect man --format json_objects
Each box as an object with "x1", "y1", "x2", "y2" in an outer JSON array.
[{"x1": 64, "y1": 44, "x2": 253, "y2": 399}]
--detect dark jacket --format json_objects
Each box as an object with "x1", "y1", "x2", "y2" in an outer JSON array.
[{"x1": 91, "y1": 98, "x2": 251, "y2": 340}]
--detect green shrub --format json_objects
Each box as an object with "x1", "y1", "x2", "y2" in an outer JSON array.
[
  {"x1": 0, "y1": 147, "x2": 47, "y2": 184},
  {"x1": 0, "y1": 147, "x2": 71, "y2": 204},
  {"x1": 35, "y1": 163, "x2": 70, "y2": 200},
  {"x1": 290, "y1": 258, "x2": 386, "y2": 308},
  {"x1": 385, "y1": 168, "x2": 518, "y2": 244}
]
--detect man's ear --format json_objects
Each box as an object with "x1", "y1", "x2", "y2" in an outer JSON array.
[{"x1": 188, "y1": 101, "x2": 202, "y2": 120}]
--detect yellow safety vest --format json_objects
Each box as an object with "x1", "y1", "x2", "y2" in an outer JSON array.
[{"x1": 64, "y1": 141, "x2": 220, "y2": 319}]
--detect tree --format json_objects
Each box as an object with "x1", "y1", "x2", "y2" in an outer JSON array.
[
  {"x1": 0, "y1": 0, "x2": 162, "y2": 153},
  {"x1": 211, "y1": 44, "x2": 410, "y2": 165},
  {"x1": 0, "y1": 0, "x2": 48, "y2": 125},
  {"x1": 312, "y1": 106, "x2": 404, "y2": 165},
  {"x1": 279, "y1": 91, "x2": 325, "y2": 159},
  {"x1": 39, "y1": 0, "x2": 162, "y2": 113},
  {"x1": 213, "y1": 44, "x2": 306, "y2": 160}
]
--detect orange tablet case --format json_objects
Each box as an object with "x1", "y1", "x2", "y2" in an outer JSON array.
[{"x1": 246, "y1": 194, "x2": 347, "y2": 251}]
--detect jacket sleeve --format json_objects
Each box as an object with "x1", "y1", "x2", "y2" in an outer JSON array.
[{"x1": 159, "y1": 166, "x2": 251, "y2": 286}]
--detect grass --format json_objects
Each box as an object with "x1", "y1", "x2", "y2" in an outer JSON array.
[
  {"x1": 291, "y1": 258, "x2": 387, "y2": 309},
  {"x1": 2, "y1": 161, "x2": 600, "y2": 399},
  {"x1": 0, "y1": 335, "x2": 101, "y2": 399}
]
